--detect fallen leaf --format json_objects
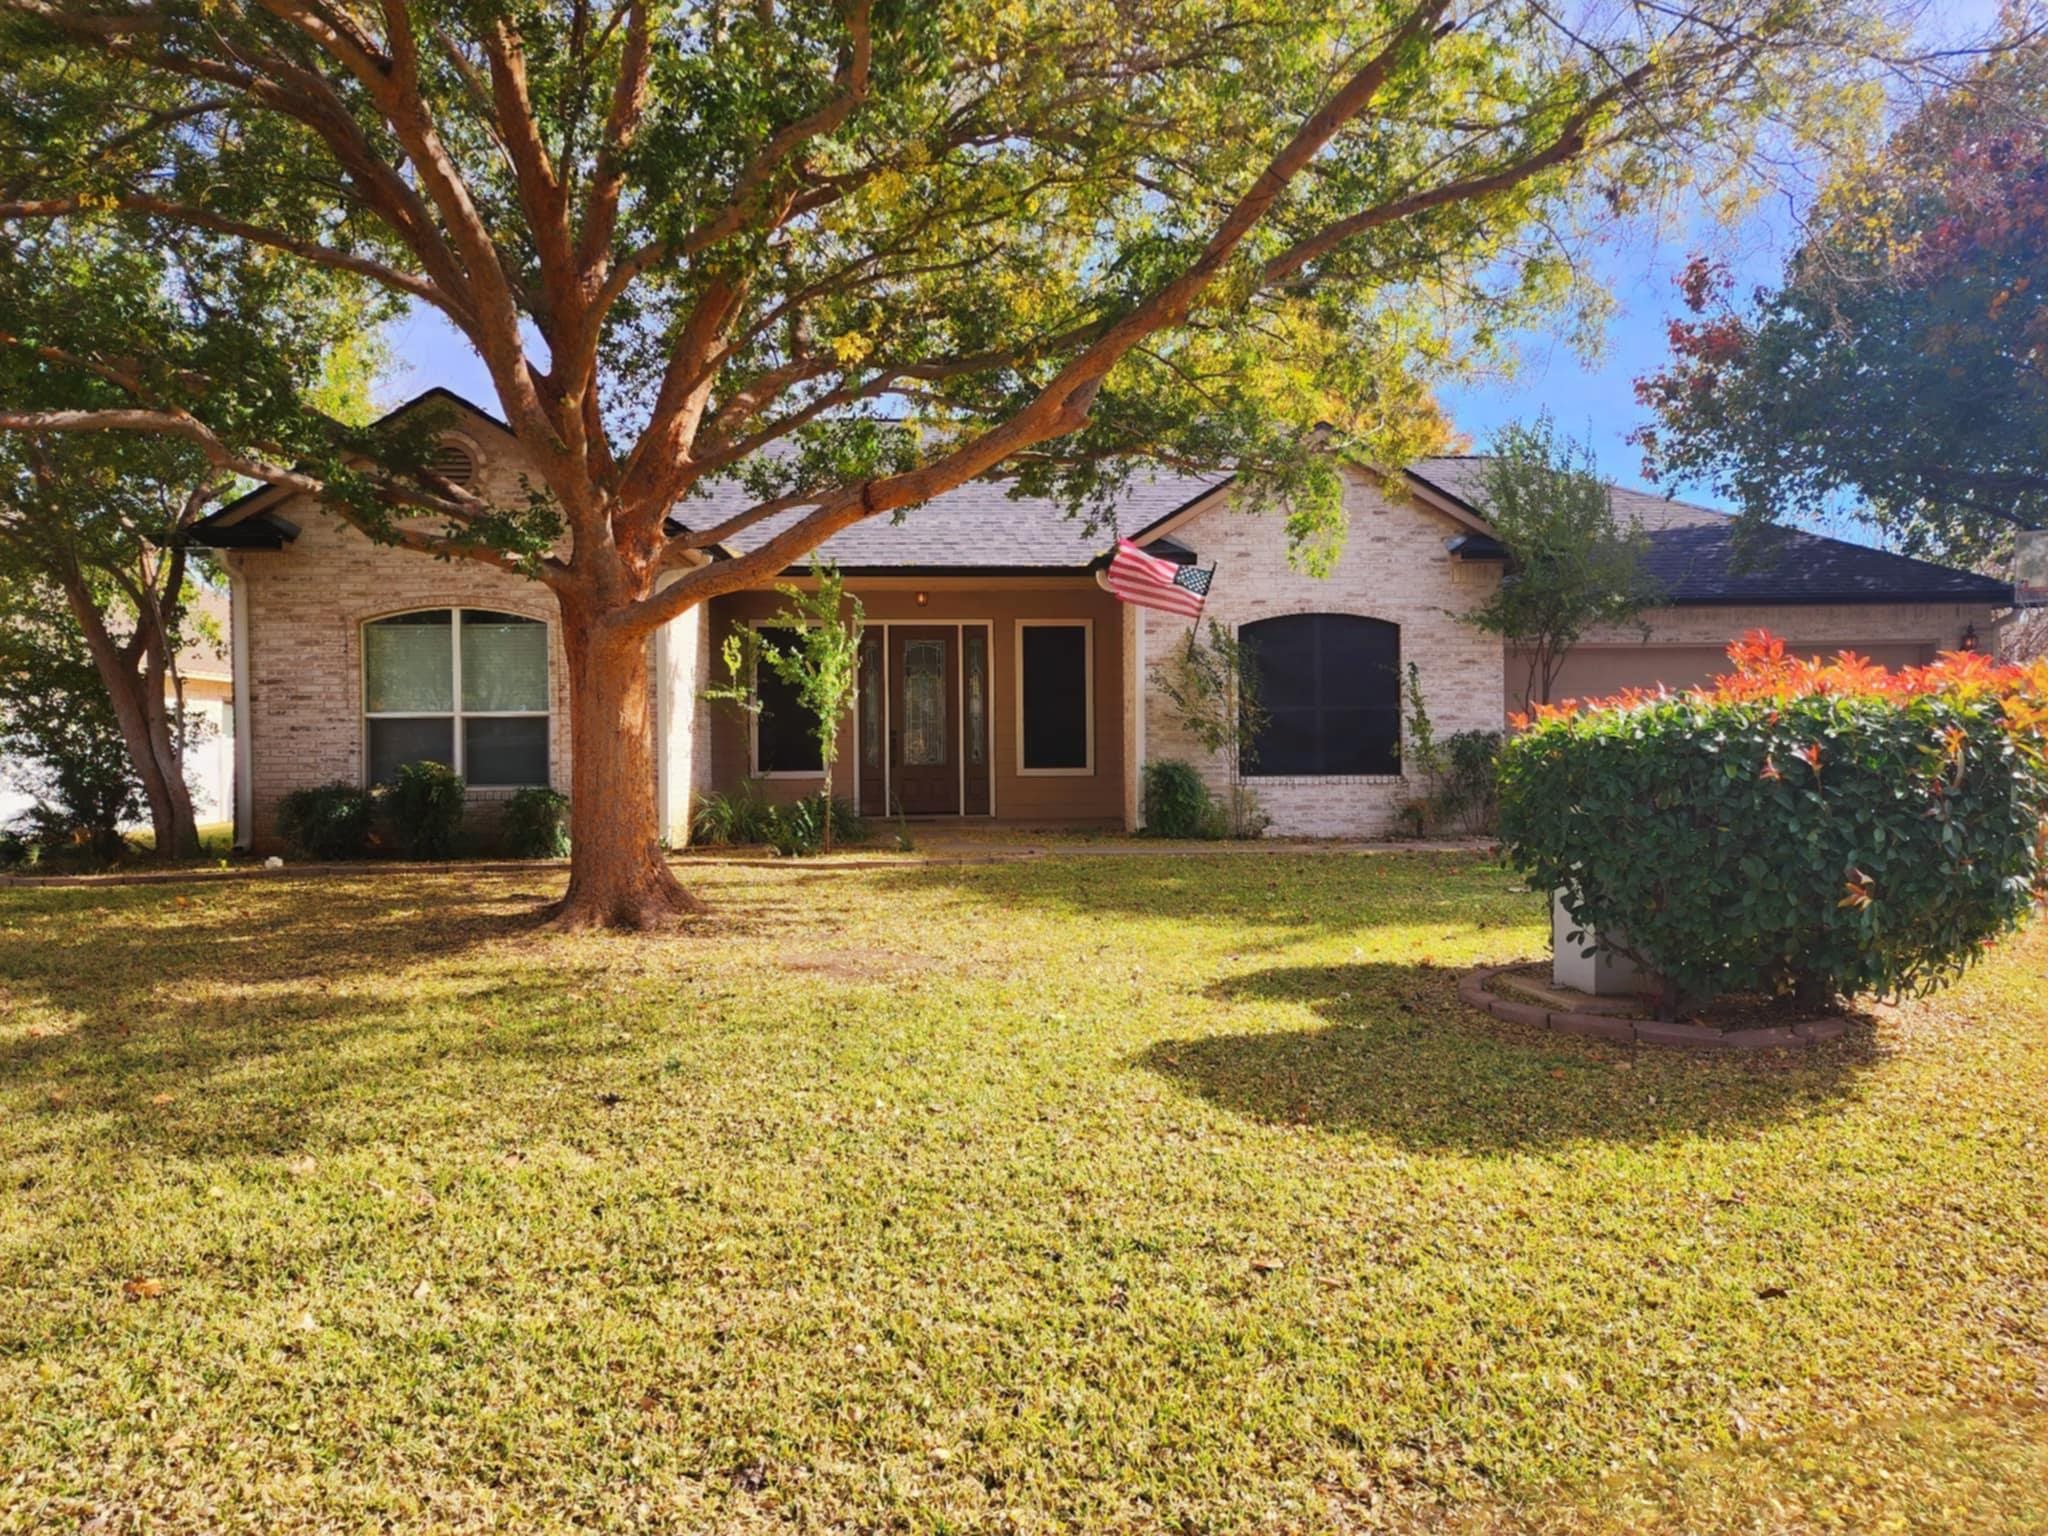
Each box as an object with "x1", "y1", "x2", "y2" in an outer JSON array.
[
  {"x1": 1251, "y1": 1256, "x2": 1285, "y2": 1275},
  {"x1": 149, "y1": 1092, "x2": 175, "y2": 1106},
  {"x1": 296, "y1": 1311, "x2": 318, "y2": 1332},
  {"x1": 411, "y1": 1278, "x2": 432, "y2": 1302},
  {"x1": 287, "y1": 1156, "x2": 317, "y2": 1177},
  {"x1": 122, "y1": 1277, "x2": 164, "y2": 1300},
  {"x1": 1755, "y1": 1284, "x2": 1789, "y2": 1300}
]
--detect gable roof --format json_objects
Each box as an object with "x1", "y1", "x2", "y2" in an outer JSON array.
[
  {"x1": 190, "y1": 387, "x2": 513, "y2": 548},
  {"x1": 1404, "y1": 456, "x2": 2013, "y2": 607},
  {"x1": 192, "y1": 388, "x2": 2012, "y2": 606}
]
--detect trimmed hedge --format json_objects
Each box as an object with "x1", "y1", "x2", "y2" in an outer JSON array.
[
  {"x1": 387, "y1": 760, "x2": 465, "y2": 859},
  {"x1": 276, "y1": 782, "x2": 376, "y2": 860},
  {"x1": 1499, "y1": 634, "x2": 2048, "y2": 1005},
  {"x1": 503, "y1": 787, "x2": 571, "y2": 858}
]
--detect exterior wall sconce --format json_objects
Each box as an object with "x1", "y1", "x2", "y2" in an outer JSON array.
[
  {"x1": 1960, "y1": 623, "x2": 1979, "y2": 652},
  {"x1": 915, "y1": 591, "x2": 929, "y2": 607}
]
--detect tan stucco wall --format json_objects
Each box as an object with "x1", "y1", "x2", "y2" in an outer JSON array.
[
  {"x1": 706, "y1": 580, "x2": 1127, "y2": 824},
  {"x1": 1507, "y1": 601, "x2": 2002, "y2": 715},
  {"x1": 1141, "y1": 467, "x2": 1505, "y2": 837}
]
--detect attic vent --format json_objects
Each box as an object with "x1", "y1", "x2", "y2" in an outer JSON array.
[{"x1": 426, "y1": 439, "x2": 479, "y2": 489}]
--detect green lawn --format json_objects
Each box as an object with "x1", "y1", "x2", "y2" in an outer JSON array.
[{"x1": 1, "y1": 852, "x2": 2043, "y2": 1533}]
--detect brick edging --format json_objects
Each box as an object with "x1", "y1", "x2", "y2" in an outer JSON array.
[{"x1": 1456, "y1": 966, "x2": 1850, "y2": 1052}]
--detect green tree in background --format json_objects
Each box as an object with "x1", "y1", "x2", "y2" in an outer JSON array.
[
  {"x1": 1636, "y1": 23, "x2": 2048, "y2": 565},
  {"x1": 1463, "y1": 416, "x2": 1659, "y2": 712},
  {"x1": 0, "y1": 226, "x2": 384, "y2": 858},
  {"x1": 0, "y1": 584, "x2": 140, "y2": 861},
  {"x1": 0, "y1": 0, "x2": 1934, "y2": 923}
]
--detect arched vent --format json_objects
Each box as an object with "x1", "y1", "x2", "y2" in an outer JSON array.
[{"x1": 425, "y1": 439, "x2": 479, "y2": 489}]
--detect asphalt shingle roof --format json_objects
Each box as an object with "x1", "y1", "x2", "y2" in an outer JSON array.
[
  {"x1": 692, "y1": 467, "x2": 1226, "y2": 570},
  {"x1": 1405, "y1": 456, "x2": 2011, "y2": 606}
]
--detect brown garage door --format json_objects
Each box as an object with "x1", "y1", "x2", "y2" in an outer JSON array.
[{"x1": 1505, "y1": 640, "x2": 1936, "y2": 718}]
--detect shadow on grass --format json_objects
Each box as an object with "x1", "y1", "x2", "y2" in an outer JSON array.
[
  {"x1": 871, "y1": 847, "x2": 1531, "y2": 941},
  {"x1": 0, "y1": 874, "x2": 633, "y2": 1158},
  {"x1": 1135, "y1": 962, "x2": 1880, "y2": 1152}
]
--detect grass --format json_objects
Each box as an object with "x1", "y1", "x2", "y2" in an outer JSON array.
[{"x1": 0, "y1": 851, "x2": 2043, "y2": 1533}]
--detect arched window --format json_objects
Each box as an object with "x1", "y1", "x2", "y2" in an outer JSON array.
[
  {"x1": 1240, "y1": 613, "x2": 1401, "y2": 776},
  {"x1": 363, "y1": 609, "x2": 550, "y2": 786}
]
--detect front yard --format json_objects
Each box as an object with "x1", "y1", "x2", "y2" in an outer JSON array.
[{"x1": 1, "y1": 852, "x2": 2043, "y2": 1533}]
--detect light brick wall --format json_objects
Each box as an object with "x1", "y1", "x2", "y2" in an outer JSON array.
[
  {"x1": 223, "y1": 418, "x2": 698, "y2": 849},
  {"x1": 1140, "y1": 467, "x2": 1503, "y2": 837}
]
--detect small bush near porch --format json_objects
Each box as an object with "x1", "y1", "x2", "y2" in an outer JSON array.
[{"x1": 1, "y1": 853, "x2": 2043, "y2": 1533}]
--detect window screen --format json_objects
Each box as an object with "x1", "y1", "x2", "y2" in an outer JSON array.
[
  {"x1": 755, "y1": 627, "x2": 824, "y2": 773},
  {"x1": 1241, "y1": 613, "x2": 1401, "y2": 776},
  {"x1": 362, "y1": 609, "x2": 550, "y2": 786},
  {"x1": 1020, "y1": 624, "x2": 1089, "y2": 771}
]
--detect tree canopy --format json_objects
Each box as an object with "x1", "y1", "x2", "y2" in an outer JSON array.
[{"x1": 1635, "y1": 25, "x2": 2048, "y2": 565}]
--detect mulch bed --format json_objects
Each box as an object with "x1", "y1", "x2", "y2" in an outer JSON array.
[{"x1": 1459, "y1": 961, "x2": 1855, "y2": 1052}]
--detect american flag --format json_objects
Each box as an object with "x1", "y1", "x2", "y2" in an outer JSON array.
[{"x1": 1105, "y1": 538, "x2": 1214, "y2": 618}]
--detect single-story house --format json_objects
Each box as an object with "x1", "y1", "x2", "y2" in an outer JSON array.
[{"x1": 194, "y1": 390, "x2": 2014, "y2": 848}]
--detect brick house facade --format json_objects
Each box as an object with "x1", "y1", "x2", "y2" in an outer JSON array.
[{"x1": 198, "y1": 391, "x2": 2014, "y2": 848}]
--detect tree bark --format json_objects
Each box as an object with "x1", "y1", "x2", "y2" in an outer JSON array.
[
  {"x1": 549, "y1": 592, "x2": 702, "y2": 929},
  {"x1": 57, "y1": 572, "x2": 200, "y2": 859}
]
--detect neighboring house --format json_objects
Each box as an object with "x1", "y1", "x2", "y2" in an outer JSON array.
[
  {"x1": 0, "y1": 588, "x2": 234, "y2": 832},
  {"x1": 193, "y1": 390, "x2": 2013, "y2": 849},
  {"x1": 172, "y1": 589, "x2": 237, "y2": 826}
]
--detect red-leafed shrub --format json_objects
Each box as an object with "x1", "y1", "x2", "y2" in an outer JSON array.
[{"x1": 1498, "y1": 632, "x2": 2048, "y2": 1006}]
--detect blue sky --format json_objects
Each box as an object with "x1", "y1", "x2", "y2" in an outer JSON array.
[{"x1": 383, "y1": 1, "x2": 2008, "y2": 522}]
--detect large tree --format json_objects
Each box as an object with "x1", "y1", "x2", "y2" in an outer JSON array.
[
  {"x1": 0, "y1": 225, "x2": 381, "y2": 857},
  {"x1": 1635, "y1": 25, "x2": 2048, "y2": 565},
  {"x1": 0, "y1": 0, "x2": 1914, "y2": 926}
]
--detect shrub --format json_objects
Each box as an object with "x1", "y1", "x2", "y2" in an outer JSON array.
[
  {"x1": 502, "y1": 787, "x2": 570, "y2": 858},
  {"x1": 276, "y1": 782, "x2": 376, "y2": 860},
  {"x1": 1143, "y1": 760, "x2": 1217, "y2": 839},
  {"x1": 1436, "y1": 730, "x2": 1503, "y2": 835},
  {"x1": 386, "y1": 760, "x2": 466, "y2": 859},
  {"x1": 692, "y1": 785, "x2": 866, "y2": 855},
  {"x1": 1499, "y1": 633, "x2": 2048, "y2": 1007},
  {"x1": 692, "y1": 784, "x2": 782, "y2": 847}
]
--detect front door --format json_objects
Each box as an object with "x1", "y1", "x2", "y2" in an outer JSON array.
[{"x1": 890, "y1": 626, "x2": 957, "y2": 814}]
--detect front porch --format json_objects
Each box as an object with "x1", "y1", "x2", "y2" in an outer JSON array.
[{"x1": 699, "y1": 578, "x2": 1134, "y2": 828}]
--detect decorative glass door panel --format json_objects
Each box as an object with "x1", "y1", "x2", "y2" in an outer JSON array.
[
  {"x1": 963, "y1": 628, "x2": 991, "y2": 814},
  {"x1": 902, "y1": 640, "x2": 947, "y2": 765},
  {"x1": 889, "y1": 628, "x2": 957, "y2": 814}
]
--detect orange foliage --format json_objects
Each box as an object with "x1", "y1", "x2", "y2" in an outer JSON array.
[{"x1": 1510, "y1": 630, "x2": 2048, "y2": 762}]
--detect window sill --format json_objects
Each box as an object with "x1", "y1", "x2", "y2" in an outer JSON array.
[{"x1": 1242, "y1": 774, "x2": 1406, "y2": 787}]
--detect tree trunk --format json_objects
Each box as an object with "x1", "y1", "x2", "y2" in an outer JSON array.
[
  {"x1": 550, "y1": 595, "x2": 703, "y2": 929},
  {"x1": 58, "y1": 574, "x2": 200, "y2": 859}
]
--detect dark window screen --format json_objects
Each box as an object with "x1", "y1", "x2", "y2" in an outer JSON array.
[
  {"x1": 464, "y1": 716, "x2": 549, "y2": 787},
  {"x1": 756, "y1": 628, "x2": 824, "y2": 773},
  {"x1": 1021, "y1": 624, "x2": 1089, "y2": 770},
  {"x1": 367, "y1": 716, "x2": 454, "y2": 786},
  {"x1": 1242, "y1": 614, "x2": 1401, "y2": 776}
]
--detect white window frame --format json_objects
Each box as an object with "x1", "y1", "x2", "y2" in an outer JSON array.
[
  {"x1": 361, "y1": 606, "x2": 552, "y2": 788},
  {"x1": 1014, "y1": 617, "x2": 1095, "y2": 777}
]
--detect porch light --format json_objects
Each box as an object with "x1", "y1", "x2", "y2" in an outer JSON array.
[
  {"x1": 915, "y1": 590, "x2": 929, "y2": 607},
  {"x1": 1960, "y1": 623, "x2": 1979, "y2": 652}
]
